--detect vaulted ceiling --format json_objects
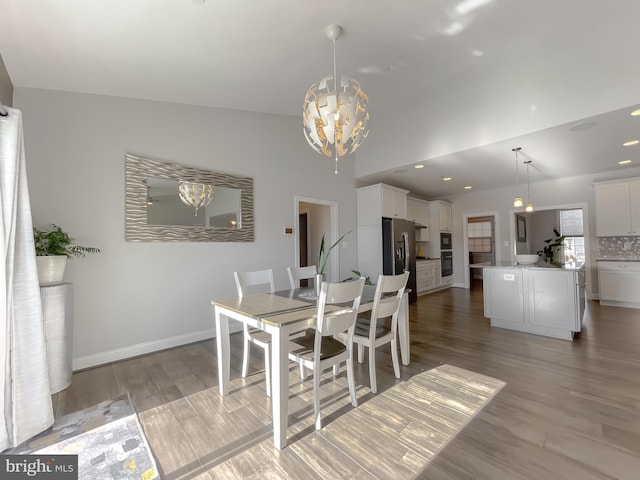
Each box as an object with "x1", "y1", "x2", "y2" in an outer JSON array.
[{"x1": 2, "y1": 0, "x2": 640, "y2": 197}]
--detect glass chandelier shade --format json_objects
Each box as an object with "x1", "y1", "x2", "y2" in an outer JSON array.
[
  {"x1": 302, "y1": 24, "x2": 370, "y2": 174},
  {"x1": 178, "y1": 181, "x2": 213, "y2": 216}
]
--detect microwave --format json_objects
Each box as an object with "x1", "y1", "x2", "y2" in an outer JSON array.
[{"x1": 440, "y1": 232, "x2": 452, "y2": 250}]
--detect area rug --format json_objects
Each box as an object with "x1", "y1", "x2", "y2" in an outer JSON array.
[{"x1": 7, "y1": 393, "x2": 160, "y2": 480}]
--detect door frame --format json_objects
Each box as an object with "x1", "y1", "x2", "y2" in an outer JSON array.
[
  {"x1": 293, "y1": 196, "x2": 339, "y2": 282},
  {"x1": 462, "y1": 211, "x2": 501, "y2": 289}
]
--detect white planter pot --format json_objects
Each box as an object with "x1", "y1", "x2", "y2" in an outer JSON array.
[{"x1": 36, "y1": 255, "x2": 68, "y2": 285}]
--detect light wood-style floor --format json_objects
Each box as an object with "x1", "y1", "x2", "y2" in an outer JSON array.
[{"x1": 52, "y1": 285, "x2": 640, "y2": 479}]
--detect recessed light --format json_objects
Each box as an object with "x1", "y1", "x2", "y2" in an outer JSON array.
[
  {"x1": 631, "y1": 109, "x2": 640, "y2": 116},
  {"x1": 464, "y1": 186, "x2": 472, "y2": 190},
  {"x1": 623, "y1": 140, "x2": 639, "y2": 146},
  {"x1": 442, "y1": 177, "x2": 452, "y2": 182},
  {"x1": 414, "y1": 164, "x2": 424, "y2": 169},
  {"x1": 618, "y1": 160, "x2": 632, "y2": 165}
]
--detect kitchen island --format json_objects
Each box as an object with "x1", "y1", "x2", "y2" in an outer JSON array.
[{"x1": 483, "y1": 262, "x2": 586, "y2": 340}]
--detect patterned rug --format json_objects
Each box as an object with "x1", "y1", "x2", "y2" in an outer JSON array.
[{"x1": 8, "y1": 393, "x2": 159, "y2": 480}]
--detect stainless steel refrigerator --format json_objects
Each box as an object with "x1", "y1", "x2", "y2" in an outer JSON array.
[{"x1": 382, "y1": 217, "x2": 417, "y2": 303}]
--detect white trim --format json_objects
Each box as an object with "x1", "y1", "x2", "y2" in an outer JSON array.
[
  {"x1": 293, "y1": 195, "x2": 340, "y2": 282},
  {"x1": 462, "y1": 211, "x2": 501, "y2": 289},
  {"x1": 71, "y1": 326, "x2": 240, "y2": 371}
]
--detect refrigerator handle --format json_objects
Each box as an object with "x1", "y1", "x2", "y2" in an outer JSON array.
[{"x1": 402, "y1": 232, "x2": 409, "y2": 272}]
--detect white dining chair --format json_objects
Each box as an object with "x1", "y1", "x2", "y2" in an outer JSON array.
[
  {"x1": 288, "y1": 278, "x2": 365, "y2": 430},
  {"x1": 350, "y1": 271, "x2": 409, "y2": 393},
  {"x1": 287, "y1": 265, "x2": 317, "y2": 289},
  {"x1": 234, "y1": 269, "x2": 275, "y2": 397}
]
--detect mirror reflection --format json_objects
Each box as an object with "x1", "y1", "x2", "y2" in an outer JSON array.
[
  {"x1": 125, "y1": 153, "x2": 254, "y2": 242},
  {"x1": 146, "y1": 178, "x2": 241, "y2": 229}
]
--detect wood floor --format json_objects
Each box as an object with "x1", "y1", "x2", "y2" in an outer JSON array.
[{"x1": 52, "y1": 286, "x2": 640, "y2": 479}]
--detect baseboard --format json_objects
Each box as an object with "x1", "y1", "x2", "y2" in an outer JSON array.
[{"x1": 72, "y1": 324, "x2": 242, "y2": 371}]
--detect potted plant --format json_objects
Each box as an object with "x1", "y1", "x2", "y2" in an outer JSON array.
[
  {"x1": 315, "y1": 230, "x2": 351, "y2": 294},
  {"x1": 536, "y1": 227, "x2": 565, "y2": 265},
  {"x1": 33, "y1": 224, "x2": 100, "y2": 285}
]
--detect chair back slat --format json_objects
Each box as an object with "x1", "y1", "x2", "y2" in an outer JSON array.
[
  {"x1": 370, "y1": 271, "x2": 410, "y2": 323},
  {"x1": 287, "y1": 265, "x2": 317, "y2": 289},
  {"x1": 316, "y1": 279, "x2": 365, "y2": 335},
  {"x1": 234, "y1": 269, "x2": 275, "y2": 297}
]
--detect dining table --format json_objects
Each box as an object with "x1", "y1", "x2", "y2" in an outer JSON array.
[{"x1": 211, "y1": 284, "x2": 410, "y2": 449}]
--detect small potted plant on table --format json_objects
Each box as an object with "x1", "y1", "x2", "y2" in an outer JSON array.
[{"x1": 33, "y1": 224, "x2": 100, "y2": 285}]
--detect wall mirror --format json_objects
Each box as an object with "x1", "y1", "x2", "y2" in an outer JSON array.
[{"x1": 125, "y1": 154, "x2": 254, "y2": 242}]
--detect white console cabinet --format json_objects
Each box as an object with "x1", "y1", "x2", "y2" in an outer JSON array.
[{"x1": 40, "y1": 283, "x2": 73, "y2": 393}]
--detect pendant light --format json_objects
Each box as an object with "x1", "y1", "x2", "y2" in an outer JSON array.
[
  {"x1": 178, "y1": 181, "x2": 213, "y2": 216},
  {"x1": 512, "y1": 147, "x2": 523, "y2": 208},
  {"x1": 524, "y1": 160, "x2": 534, "y2": 212},
  {"x1": 302, "y1": 24, "x2": 370, "y2": 174}
]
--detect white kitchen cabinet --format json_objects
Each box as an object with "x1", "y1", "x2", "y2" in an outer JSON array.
[
  {"x1": 439, "y1": 201, "x2": 452, "y2": 232},
  {"x1": 484, "y1": 266, "x2": 585, "y2": 340},
  {"x1": 381, "y1": 185, "x2": 408, "y2": 219},
  {"x1": 357, "y1": 184, "x2": 408, "y2": 226},
  {"x1": 594, "y1": 177, "x2": 640, "y2": 236},
  {"x1": 598, "y1": 261, "x2": 640, "y2": 308},
  {"x1": 407, "y1": 197, "x2": 430, "y2": 241},
  {"x1": 416, "y1": 260, "x2": 445, "y2": 294}
]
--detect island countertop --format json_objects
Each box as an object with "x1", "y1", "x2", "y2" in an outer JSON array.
[{"x1": 484, "y1": 261, "x2": 585, "y2": 271}]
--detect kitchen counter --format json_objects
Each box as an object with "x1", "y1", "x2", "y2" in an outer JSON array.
[
  {"x1": 486, "y1": 261, "x2": 585, "y2": 271},
  {"x1": 596, "y1": 257, "x2": 640, "y2": 261}
]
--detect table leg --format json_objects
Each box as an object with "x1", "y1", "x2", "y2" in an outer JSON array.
[
  {"x1": 398, "y1": 293, "x2": 410, "y2": 365},
  {"x1": 214, "y1": 306, "x2": 230, "y2": 396},
  {"x1": 271, "y1": 327, "x2": 289, "y2": 449}
]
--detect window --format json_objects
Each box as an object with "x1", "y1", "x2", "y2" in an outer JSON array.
[{"x1": 559, "y1": 209, "x2": 585, "y2": 265}]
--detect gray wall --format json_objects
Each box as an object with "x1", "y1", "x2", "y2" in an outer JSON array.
[
  {"x1": 15, "y1": 87, "x2": 359, "y2": 369},
  {"x1": 0, "y1": 54, "x2": 12, "y2": 106}
]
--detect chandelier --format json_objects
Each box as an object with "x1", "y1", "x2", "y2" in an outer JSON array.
[
  {"x1": 512, "y1": 147, "x2": 523, "y2": 208},
  {"x1": 178, "y1": 181, "x2": 213, "y2": 216},
  {"x1": 303, "y1": 24, "x2": 370, "y2": 174}
]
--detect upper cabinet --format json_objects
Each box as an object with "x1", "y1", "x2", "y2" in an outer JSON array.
[
  {"x1": 594, "y1": 178, "x2": 640, "y2": 236},
  {"x1": 430, "y1": 200, "x2": 452, "y2": 232},
  {"x1": 407, "y1": 197, "x2": 430, "y2": 241},
  {"x1": 357, "y1": 183, "x2": 409, "y2": 225}
]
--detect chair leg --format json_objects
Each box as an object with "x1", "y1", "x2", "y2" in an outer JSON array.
[
  {"x1": 313, "y1": 368, "x2": 322, "y2": 430},
  {"x1": 241, "y1": 328, "x2": 250, "y2": 378},
  {"x1": 368, "y1": 343, "x2": 377, "y2": 394},
  {"x1": 299, "y1": 361, "x2": 307, "y2": 380},
  {"x1": 264, "y1": 344, "x2": 272, "y2": 398},
  {"x1": 346, "y1": 355, "x2": 358, "y2": 408},
  {"x1": 391, "y1": 338, "x2": 400, "y2": 379},
  {"x1": 358, "y1": 343, "x2": 364, "y2": 363},
  {"x1": 332, "y1": 363, "x2": 340, "y2": 376}
]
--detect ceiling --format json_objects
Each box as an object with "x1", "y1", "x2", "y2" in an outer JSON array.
[{"x1": 2, "y1": 0, "x2": 640, "y2": 198}]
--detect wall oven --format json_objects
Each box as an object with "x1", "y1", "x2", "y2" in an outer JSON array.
[
  {"x1": 441, "y1": 251, "x2": 453, "y2": 277},
  {"x1": 440, "y1": 232, "x2": 452, "y2": 251}
]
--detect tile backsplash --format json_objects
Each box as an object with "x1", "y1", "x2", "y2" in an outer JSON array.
[{"x1": 598, "y1": 236, "x2": 640, "y2": 257}]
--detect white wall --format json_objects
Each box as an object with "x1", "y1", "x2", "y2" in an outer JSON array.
[{"x1": 16, "y1": 87, "x2": 358, "y2": 370}]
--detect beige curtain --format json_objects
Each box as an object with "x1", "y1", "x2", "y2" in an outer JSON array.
[{"x1": 0, "y1": 106, "x2": 53, "y2": 451}]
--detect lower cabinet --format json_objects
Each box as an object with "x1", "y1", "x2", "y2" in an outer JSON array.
[
  {"x1": 598, "y1": 261, "x2": 640, "y2": 308},
  {"x1": 483, "y1": 266, "x2": 584, "y2": 340},
  {"x1": 416, "y1": 260, "x2": 447, "y2": 295}
]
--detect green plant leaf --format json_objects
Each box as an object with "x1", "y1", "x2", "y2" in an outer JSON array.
[{"x1": 317, "y1": 230, "x2": 351, "y2": 274}]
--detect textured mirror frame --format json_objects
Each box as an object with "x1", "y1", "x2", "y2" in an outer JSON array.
[{"x1": 125, "y1": 154, "x2": 254, "y2": 242}]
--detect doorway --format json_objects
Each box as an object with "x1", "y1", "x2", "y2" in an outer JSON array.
[
  {"x1": 462, "y1": 211, "x2": 501, "y2": 289},
  {"x1": 294, "y1": 196, "x2": 339, "y2": 281}
]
